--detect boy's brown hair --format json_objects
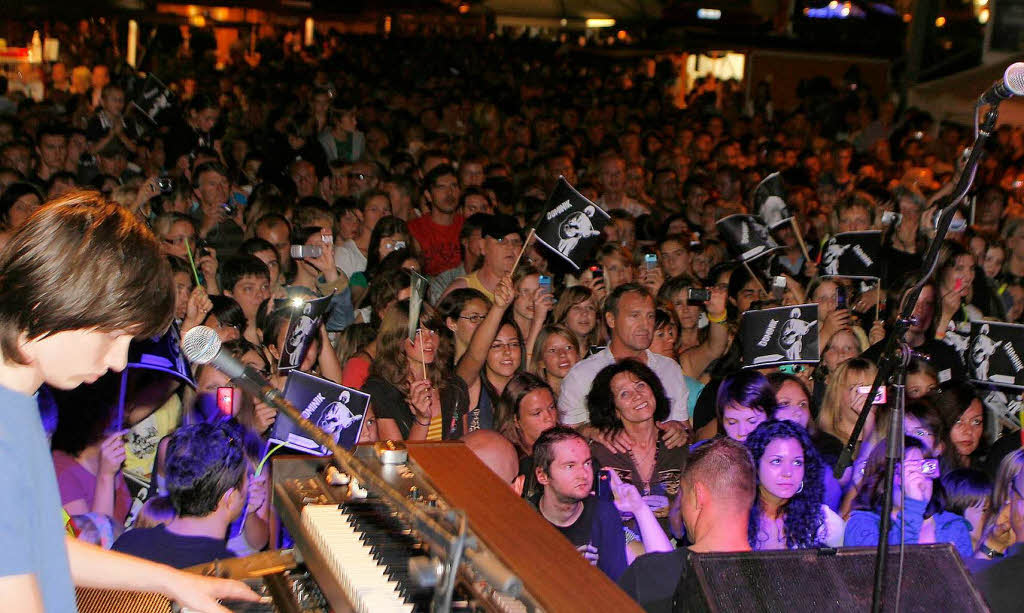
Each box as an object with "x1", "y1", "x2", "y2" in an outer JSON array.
[{"x1": 0, "y1": 190, "x2": 175, "y2": 364}]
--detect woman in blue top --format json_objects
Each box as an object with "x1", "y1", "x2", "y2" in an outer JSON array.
[{"x1": 845, "y1": 435, "x2": 973, "y2": 559}]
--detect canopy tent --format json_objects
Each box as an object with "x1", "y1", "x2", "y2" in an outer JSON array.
[{"x1": 907, "y1": 54, "x2": 1024, "y2": 128}]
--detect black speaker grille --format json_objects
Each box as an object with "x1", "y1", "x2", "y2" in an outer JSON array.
[{"x1": 686, "y1": 545, "x2": 988, "y2": 613}]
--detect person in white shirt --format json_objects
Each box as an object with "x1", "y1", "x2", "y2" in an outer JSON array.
[{"x1": 558, "y1": 283, "x2": 694, "y2": 452}]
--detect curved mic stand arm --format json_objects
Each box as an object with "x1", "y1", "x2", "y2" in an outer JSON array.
[{"x1": 830, "y1": 104, "x2": 1000, "y2": 613}]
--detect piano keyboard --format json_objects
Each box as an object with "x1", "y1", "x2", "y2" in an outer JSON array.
[{"x1": 301, "y1": 500, "x2": 432, "y2": 613}]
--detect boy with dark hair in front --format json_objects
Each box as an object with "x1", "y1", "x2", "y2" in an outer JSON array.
[
  {"x1": 220, "y1": 254, "x2": 271, "y2": 344},
  {"x1": 0, "y1": 190, "x2": 255, "y2": 611},
  {"x1": 112, "y1": 423, "x2": 247, "y2": 568}
]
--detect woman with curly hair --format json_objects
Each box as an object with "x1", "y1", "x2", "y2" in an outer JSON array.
[
  {"x1": 744, "y1": 420, "x2": 845, "y2": 550},
  {"x1": 586, "y1": 359, "x2": 689, "y2": 531}
]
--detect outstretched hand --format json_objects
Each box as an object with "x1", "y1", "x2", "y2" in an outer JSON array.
[{"x1": 605, "y1": 468, "x2": 645, "y2": 516}]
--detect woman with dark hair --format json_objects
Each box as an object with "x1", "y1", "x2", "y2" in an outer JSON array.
[
  {"x1": 335, "y1": 190, "x2": 392, "y2": 278},
  {"x1": 934, "y1": 380, "x2": 987, "y2": 471},
  {"x1": 202, "y1": 295, "x2": 246, "y2": 343},
  {"x1": 0, "y1": 181, "x2": 43, "y2": 229},
  {"x1": 51, "y1": 375, "x2": 133, "y2": 526},
  {"x1": 495, "y1": 372, "x2": 559, "y2": 500},
  {"x1": 363, "y1": 300, "x2": 465, "y2": 440},
  {"x1": 350, "y1": 215, "x2": 412, "y2": 298},
  {"x1": 744, "y1": 420, "x2": 845, "y2": 550},
  {"x1": 845, "y1": 436, "x2": 973, "y2": 558},
  {"x1": 768, "y1": 371, "x2": 844, "y2": 510},
  {"x1": 456, "y1": 275, "x2": 524, "y2": 432},
  {"x1": 586, "y1": 360, "x2": 688, "y2": 529},
  {"x1": 438, "y1": 288, "x2": 491, "y2": 363},
  {"x1": 714, "y1": 370, "x2": 776, "y2": 443}
]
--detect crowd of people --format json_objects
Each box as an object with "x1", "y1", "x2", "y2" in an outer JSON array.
[{"x1": 4, "y1": 20, "x2": 1024, "y2": 612}]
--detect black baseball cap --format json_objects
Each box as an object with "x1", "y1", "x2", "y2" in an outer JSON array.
[{"x1": 481, "y1": 214, "x2": 523, "y2": 241}]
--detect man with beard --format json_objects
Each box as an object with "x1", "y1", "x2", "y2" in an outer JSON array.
[
  {"x1": 410, "y1": 164, "x2": 463, "y2": 276},
  {"x1": 533, "y1": 426, "x2": 627, "y2": 580},
  {"x1": 558, "y1": 284, "x2": 692, "y2": 450}
]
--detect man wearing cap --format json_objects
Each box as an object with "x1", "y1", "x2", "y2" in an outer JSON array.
[{"x1": 440, "y1": 213, "x2": 523, "y2": 303}]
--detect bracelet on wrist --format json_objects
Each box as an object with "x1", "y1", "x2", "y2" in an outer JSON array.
[
  {"x1": 979, "y1": 543, "x2": 1004, "y2": 559},
  {"x1": 414, "y1": 417, "x2": 432, "y2": 427},
  {"x1": 707, "y1": 311, "x2": 727, "y2": 324}
]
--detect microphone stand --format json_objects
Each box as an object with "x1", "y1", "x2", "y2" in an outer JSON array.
[
  {"x1": 244, "y1": 380, "x2": 466, "y2": 611},
  {"x1": 832, "y1": 103, "x2": 1000, "y2": 613}
]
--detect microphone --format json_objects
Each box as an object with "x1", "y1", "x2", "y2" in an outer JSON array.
[
  {"x1": 979, "y1": 62, "x2": 1024, "y2": 106},
  {"x1": 182, "y1": 325, "x2": 277, "y2": 404}
]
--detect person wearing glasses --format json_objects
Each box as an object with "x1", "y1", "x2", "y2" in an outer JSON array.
[
  {"x1": 440, "y1": 213, "x2": 523, "y2": 303},
  {"x1": 362, "y1": 300, "x2": 468, "y2": 441},
  {"x1": 437, "y1": 288, "x2": 491, "y2": 363},
  {"x1": 844, "y1": 436, "x2": 973, "y2": 559},
  {"x1": 455, "y1": 275, "x2": 523, "y2": 433}
]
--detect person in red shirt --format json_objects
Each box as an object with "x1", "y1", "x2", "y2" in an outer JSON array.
[{"x1": 410, "y1": 164, "x2": 463, "y2": 275}]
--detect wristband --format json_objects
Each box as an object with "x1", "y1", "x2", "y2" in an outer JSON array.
[
  {"x1": 979, "y1": 544, "x2": 1004, "y2": 559},
  {"x1": 707, "y1": 311, "x2": 727, "y2": 324},
  {"x1": 414, "y1": 417, "x2": 432, "y2": 427}
]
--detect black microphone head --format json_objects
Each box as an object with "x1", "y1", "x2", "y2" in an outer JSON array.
[
  {"x1": 1005, "y1": 62, "x2": 1024, "y2": 96},
  {"x1": 182, "y1": 325, "x2": 222, "y2": 365}
]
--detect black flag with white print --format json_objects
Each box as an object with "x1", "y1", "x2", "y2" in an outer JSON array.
[
  {"x1": 534, "y1": 177, "x2": 611, "y2": 270},
  {"x1": 741, "y1": 304, "x2": 820, "y2": 368},
  {"x1": 716, "y1": 214, "x2": 781, "y2": 263},
  {"x1": 752, "y1": 172, "x2": 793, "y2": 230},
  {"x1": 269, "y1": 370, "x2": 369, "y2": 455},
  {"x1": 820, "y1": 231, "x2": 881, "y2": 279},
  {"x1": 968, "y1": 320, "x2": 1024, "y2": 390}
]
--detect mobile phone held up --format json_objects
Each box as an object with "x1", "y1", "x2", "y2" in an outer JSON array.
[
  {"x1": 538, "y1": 275, "x2": 553, "y2": 296},
  {"x1": 589, "y1": 265, "x2": 603, "y2": 280},
  {"x1": 216, "y1": 386, "x2": 235, "y2": 416},
  {"x1": 857, "y1": 385, "x2": 887, "y2": 405},
  {"x1": 836, "y1": 285, "x2": 847, "y2": 310},
  {"x1": 644, "y1": 253, "x2": 658, "y2": 271},
  {"x1": 290, "y1": 244, "x2": 323, "y2": 259},
  {"x1": 687, "y1": 288, "x2": 711, "y2": 302}
]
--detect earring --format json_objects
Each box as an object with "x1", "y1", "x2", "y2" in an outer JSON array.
[{"x1": 797, "y1": 481, "x2": 804, "y2": 494}]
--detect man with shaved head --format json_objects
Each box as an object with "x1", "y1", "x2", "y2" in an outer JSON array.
[
  {"x1": 462, "y1": 429, "x2": 524, "y2": 496},
  {"x1": 617, "y1": 437, "x2": 755, "y2": 611}
]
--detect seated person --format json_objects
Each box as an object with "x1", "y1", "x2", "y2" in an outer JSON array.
[
  {"x1": 587, "y1": 360, "x2": 688, "y2": 534},
  {"x1": 618, "y1": 437, "x2": 756, "y2": 612},
  {"x1": 112, "y1": 423, "x2": 246, "y2": 568},
  {"x1": 533, "y1": 426, "x2": 671, "y2": 582},
  {"x1": 844, "y1": 436, "x2": 973, "y2": 559}
]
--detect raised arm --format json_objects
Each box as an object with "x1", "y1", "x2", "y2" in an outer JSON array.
[
  {"x1": 456, "y1": 275, "x2": 513, "y2": 386},
  {"x1": 679, "y1": 286, "x2": 729, "y2": 378}
]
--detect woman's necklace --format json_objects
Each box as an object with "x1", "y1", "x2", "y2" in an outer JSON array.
[{"x1": 627, "y1": 438, "x2": 658, "y2": 495}]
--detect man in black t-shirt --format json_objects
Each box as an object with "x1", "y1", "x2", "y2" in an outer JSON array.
[
  {"x1": 533, "y1": 426, "x2": 628, "y2": 581},
  {"x1": 617, "y1": 438, "x2": 756, "y2": 612},
  {"x1": 113, "y1": 423, "x2": 246, "y2": 569}
]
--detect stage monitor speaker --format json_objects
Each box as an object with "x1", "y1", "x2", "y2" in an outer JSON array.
[{"x1": 680, "y1": 544, "x2": 988, "y2": 613}]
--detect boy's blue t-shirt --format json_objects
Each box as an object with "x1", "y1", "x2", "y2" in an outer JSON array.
[{"x1": 0, "y1": 384, "x2": 76, "y2": 611}]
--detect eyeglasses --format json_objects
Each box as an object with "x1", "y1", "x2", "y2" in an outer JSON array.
[
  {"x1": 490, "y1": 341, "x2": 522, "y2": 352},
  {"x1": 458, "y1": 314, "x2": 486, "y2": 324}
]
